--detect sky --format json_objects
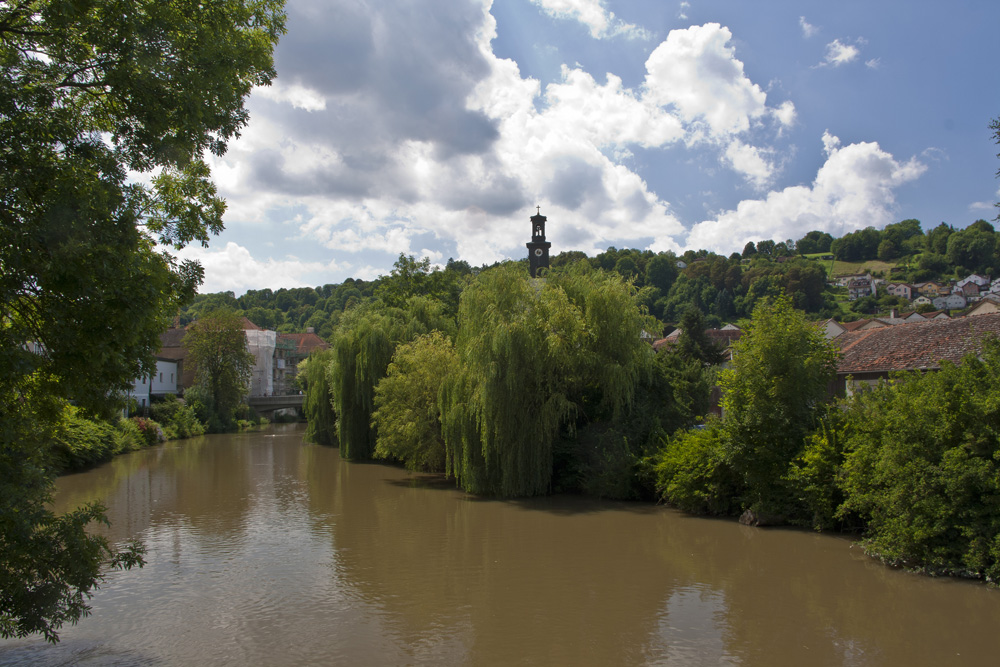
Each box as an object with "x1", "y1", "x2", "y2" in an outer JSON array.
[{"x1": 179, "y1": 0, "x2": 1000, "y2": 295}]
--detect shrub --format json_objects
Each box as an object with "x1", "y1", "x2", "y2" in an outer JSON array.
[
  {"x1": 51, "y1": 406, "x2": 121, "y2": 470},
  {"x1": 653, "y1": 420, "x2": 739, "y2": 515},
  {"x1": 837, "y1": 339, "x2": 1000, "y2": 580},
  {"x1": 131, "y1": 417, "x2": 166, "y2": 446}
]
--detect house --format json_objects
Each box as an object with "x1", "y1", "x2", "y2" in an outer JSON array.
[
  {"x1": 915, "y1": 282, "x2": 949, "y2": 298},
  {"x1": 243, "y1": 318, "x2": 276, "y2": 397},
  {"x1": 273, "y1": 329, "x2": 330, "y2": 395},
  {"x1": 651, "y1": 326, "x2": 742, "y2": 358},
  {"x1": 956, "y1": 274, "x2": 990, "y2": 288},
  {"x1": 847, "y1": 277, "x2": 875, "y2": 301},
  {"x1": 833, "y1": 312, "x2": 1000, "y2": 396},
  {"x1": 966, "y1": 294, "x2": 1000, "y2": 317},
  {"x1": 128, "y1": 357, "x2": 178, "y2": 412},
  {"x1": 913, "y1": 295, "x2": 933, "y2": 307},
  {"x1": 886, "y1": 283, "x2": 916, "y2": 300},
  {"x1": 932, "y1": 294, "x2": 967, "y2": 310},
  {"x1": 157, "y1": 323, "x2": 194, "y2": 392},
  {"x1": 837, "y1": 273, "x2": 870, "y2": 288},
  {"x1": 960, "y1": 281, "x2": 982, "y2": 298}
]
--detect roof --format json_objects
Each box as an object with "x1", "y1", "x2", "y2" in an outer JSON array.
[
  {"x1": 835, "y1": 312, "x2": 1000, "y2": 375},
  {"x1": 277, "y1": 332, "x2": 330, "y2": 355},
  {"x1": 241, "y1": 317, "x2": 264, "y2": 331},
  {"x1": 159, "y1": 325, "x2": 188, "y2": 349},
  {"x1": 841, "y1": 319, "x2": 873, "y2": 332},
  {"x1": 652, "y1": 328, "x2": 742, "y2": 352}
]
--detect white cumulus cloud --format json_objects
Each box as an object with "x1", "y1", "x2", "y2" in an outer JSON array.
[
  {"x1": 528, "y1": 0, "x2": 648, "y2": 39},
  {"x1": 685, "y1": 132, "x2": 926, "y2": 253},
  {"x1": 799, "y1": 16, "x2": 817, "y2": 38},
  {"x1": 176, "y1": 242, "x2": 344, "y2": 294},
  {"x1": 821, "y1": 39, "x2": 861, "y2": 67},
  {"x1": 643, "y1": 23, "x2": 769, "y2": 138}
]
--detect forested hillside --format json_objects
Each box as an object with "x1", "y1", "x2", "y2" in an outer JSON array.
[{"x1": 182, "y1": 218, "x2": 1000, "y2": 336}]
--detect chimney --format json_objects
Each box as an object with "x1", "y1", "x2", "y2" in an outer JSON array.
[{"x1": 890, "y1": 308, "x2": 898, "y2": 320}]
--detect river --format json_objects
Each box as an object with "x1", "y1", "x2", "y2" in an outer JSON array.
[{"x1": 2, "y1": 424, "x2": 999, "y2": 665}]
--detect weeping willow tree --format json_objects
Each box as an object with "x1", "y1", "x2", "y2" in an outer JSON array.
[
  {"x1": 327, "y1": 296, "x2": 454, "y2": 460},
  {"x1": 441, "y1": 263, "x2": 655, "y2": 497},
  {"x1": 302, "y1": 349, "x2": 337, "y2": 447}
]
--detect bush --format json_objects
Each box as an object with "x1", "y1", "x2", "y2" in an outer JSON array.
[
  {"x1": 652, "y1": 420, "x2": 740, "y2": 515},
  {"x1": 837, "y1": 340, "x2": 1000, "y2": 581},
  {"x1": 51, "y1": 406, "x2": 121, "y2": 470},
  {"x1": 151, "y1": 393, "x2": 206, "y2": 439},
  {"x1": 131, "y1": 417, "x2": 166, "y2": 446}
]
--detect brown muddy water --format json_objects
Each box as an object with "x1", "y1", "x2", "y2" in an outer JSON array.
[{"x1": 2, "y1": 424, "x2": 999, "y2": 666}]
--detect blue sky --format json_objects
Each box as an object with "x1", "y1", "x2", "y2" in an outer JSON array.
[{"x1": 179, "y1": 0, "x2": 1000, "y2": 294}]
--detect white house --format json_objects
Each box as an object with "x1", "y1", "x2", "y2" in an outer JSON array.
[
  {"x1": 151, "y1": 358, "x2": 178, "y2": 397},
  {"x1": 932, "y1": 294, "x2": 967, "y2": 310},
  {"x1": 128, "y1": 357, "x2": 178, "y2": 413}
]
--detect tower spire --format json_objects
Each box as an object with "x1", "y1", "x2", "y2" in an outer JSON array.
[{"x1": 526, "y1": 208, "x2": 551, "y2": 278}]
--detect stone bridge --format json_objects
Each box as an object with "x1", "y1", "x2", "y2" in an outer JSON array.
[{"x1": 248, "y1": 394, "x2": 304, "y2": 418}]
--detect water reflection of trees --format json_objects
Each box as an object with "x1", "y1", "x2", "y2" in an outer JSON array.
[
  {"x1": 45, "y1": 429, "x2": 1000, "y2": 665},
  {"x1": 306, "y1": 446, "x2": 1000, "y2": 666}
]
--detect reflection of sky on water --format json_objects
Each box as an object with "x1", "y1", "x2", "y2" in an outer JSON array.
[
  {"x1": 3, "y1": 425, "x2": 1000, "y2": 666},
  {"x1": 647, "y1": 585, "x2": 735, "y2": 666}
]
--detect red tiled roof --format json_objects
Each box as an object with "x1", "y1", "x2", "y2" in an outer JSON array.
[
  {"x1": 835, "y1": 313, "x2": 1000, "y2": 374},
  {"x1": 840, "y1": 319, "x2": 872, "y2": 332},
  {"x1": 652, "y1": 328, "x2": 742, "y2": 352},
  {"x1": 277, "y1": 332, "x2": 330, "y2": 354}
]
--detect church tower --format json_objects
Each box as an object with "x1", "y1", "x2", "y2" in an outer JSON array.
[{"x1": 526, "y1": 207, "x2": 551, "y2": 278}]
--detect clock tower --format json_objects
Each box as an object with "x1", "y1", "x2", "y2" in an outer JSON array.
[{"x1": 526, "y1": 207, "x2": 551, "y2": 278}]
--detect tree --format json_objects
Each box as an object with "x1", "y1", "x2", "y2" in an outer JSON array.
[
  {"x1": 441, "y1": 264, "x2": 655, "y2": 497},
  {"x1": 719, "y1": 295, "x2": 839, "y2": 520},
  {"x1": 675, "y1": 306, "x2": 724, "y2": 366},
  {"x1": 838, "y1": 339, "x2": 1000, "y2": 580},
  {"x1": 796, "y1": 230, "x2": 834, "y2": 255},
  {"x1": 302, "y1": 350, "x2": 337, "y2": 447},
  {"x1": 945, "y1": 225, "x2": 997, "y2": 275},
  {"x1": 0, "y1": 0, "x2": 285, "y2": 641},
  {"x1": 372, "y1": 332, "x2": 459, "y2": 471},
  {"x1": 328, "y1": 296, "x2": 454, "y2": 460},
  {"x1": 183, "y1": 310, "x2": 254, "y2": 429}
]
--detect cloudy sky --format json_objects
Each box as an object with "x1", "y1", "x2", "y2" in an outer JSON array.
[{"x1": 181, "y1": 0, "x2": 1000, "y2": 294}]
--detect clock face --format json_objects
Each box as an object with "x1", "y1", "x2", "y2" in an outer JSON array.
[{"x1": 534, "y1": 248, "x2": 543, "y2": 257}]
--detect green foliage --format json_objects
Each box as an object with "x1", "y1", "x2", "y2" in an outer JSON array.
[
  {"x1": 151, "y1": 394, "x2": 206, "y2": 440},
  {"x1": 372, "y1": 332, "x2": 459, "y2": 471},
  {"x1": 653, "y1": 421, "x2": 739, "y2": 515},
  {"x1": 0, "y1": 0, "x2": 284, "y2": 641},
  {"x1": 784, "y1": 415, "x2": 846, "y2": 530},
  {"x1": 441, "y1": 263, "x2": 656, "y2": 497},
  {"x1": 838, "y1": 340, "x2": 1000, "y2": 580},
  {"x1": 328, "y1": 296, "x2": 454, "y2": 460},
  {"x1": 675, "y1": 306, "x2": 724, "y2": 366},
  {"x1": 50, "y1": 406, "x2": 125, "y2": 471},
  {"x1": 131, "y1": 417, "x2": 166, "y2": 447},
  {"x1": 302, "y1": 351, "x2": 337, "y2": 447},
  {"x1": 831, "y1": 227, "x2": 882, "y2": 262},
  {"x1": 720, "y1": 295, "x2": 839, "y2": 518},
  {"x1": 945, "y1": 224, "x2": 998, "y2": 275},
  {"x1": 796, "y1": 230, "x2": 834, "y2": 255},
  {"x1": 183, "y1": 309, "x2": 254, "y2": 429}
]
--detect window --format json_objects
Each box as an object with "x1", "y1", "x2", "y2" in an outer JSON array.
[{"x1": 159, "y1": 372, "x2": 163, "y2": 382}]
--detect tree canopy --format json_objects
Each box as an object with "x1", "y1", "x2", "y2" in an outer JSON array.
[
  {"x1": 183, "y1": 309, "x2": 254, "y2": 429},
  {"x1": 0, "y1": 0, "x2": 285, "y2": 641}
]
